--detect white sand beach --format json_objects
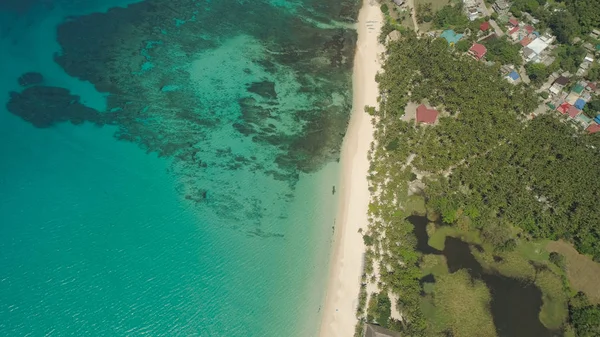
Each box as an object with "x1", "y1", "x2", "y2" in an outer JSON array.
[{"x1": 318, "y1": 1, "x2": 384, "y2": 336}]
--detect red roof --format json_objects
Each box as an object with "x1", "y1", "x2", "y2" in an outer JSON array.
[
  {"x1": 509, "y1": 18, "x2": 519, "y2": 26},
  {"x1": 567, "y1": 106, "x2": 580, "y2": 118},
  {"x1": 469, "y1": 43, "x2": 487, "y2": 60},
  {"x1": 525, "y1": 25, "x2": 534, "y2": 33},
  {"x1": 416, "y1": 104, "x2": 439, "y2": 124},
  {"x1": 480, "y1": 21, "x2": 490, "y2": 31},
  {"x1": 520, "y1": 36, "x2": 533, "y2": 46},
  {"x1": 557, "y1": 103, "x2": 571, "y2": 114},
  {"x1": 588, "y1": 82, "x2": 597, "y2": 91},
  {"x1": 508, "y1": 27, "x2": 519, "y2": 35},
  {"x1": 587, "y1": 124, "x2": 600, "y2": 134}
]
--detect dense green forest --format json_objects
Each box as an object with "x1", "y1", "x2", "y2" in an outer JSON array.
[{"x1": 356, "y1": 31, "x2": 600, "y2": 336}]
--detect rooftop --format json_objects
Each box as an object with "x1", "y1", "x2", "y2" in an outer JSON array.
[
  {"x1": 567, "y1": 105, "x2": 580, "y2": 118},
  {"x1": 572, "y1": 84, "x2": 585, "y2": 95},
  {"x1": 520, "y1": 36, "x2": 533, "y2": 47},
  {"x1": 480, "y1": 21, "x2": 490, "y2": 31},
  {"x1": 509, "y1": 18, "x2": 519, "y2": 26},
  {"x1": 469, "y1": 43, "x2": 487, "y2": 60},
  {"x1": 574, "y1": 98, "x2": 586, "y2": 110},
  {"x1": 587, "y1": 124, "x2": 600, "y2": 134},
  {"x1": 554, "y1": 76, "x2": 569, "y2": 86},
  {"x1": 526, "y1": 38, "x2": 549, "y2": 54},
  {"x1": 416, "y1": 104, "x2": 439, "y2": 124},
  {"x1": 557, "y1": 102, "x2": 571, "y2": 114},
  {"x1": 364, "y1": 324, "x2": 402, "y2": 337},
  {"x1": 507, "y1": 70, "x2": 520, "y2": 80}
]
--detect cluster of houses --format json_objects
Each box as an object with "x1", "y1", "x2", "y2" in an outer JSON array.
[
  {"x1": 546, "y1": 77, "x2": 600, "y2": 133},
  {"x1": 504, "y1": 18, "x2": 556, "y2": 65}
]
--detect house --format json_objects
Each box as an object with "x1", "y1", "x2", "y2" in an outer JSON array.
[
  {"x1": 525, "y1": 25, "x2": 534, "y2": 34},
  {"x1": 554, "y1": 76, "x2": 569, "y2": 86},
  {"x1": 386, "y1": 30, "x2": 401, "y2": 43},
  {"x1": 520, "y1": 36, "x2": 534, "y2": 47},
  {"x1": 493, "y1": 0, "x2": 511, "y2": 14},
  {"x1": 567, "y1": 105, "x2": 580, "y2": 118},
  {"x1": 506, "y1": 70, "x2": 520, "y2": 82},
  {"x1": 587, "y1": 123, "x2": 600, "y2": 134},
  {"x1": 441, "y1": 29, "x2": 464, "y2": 45},
  {"x1": 566, "y1": 92, "x2": 581, "y2": 105},
  {"x1": 583, "y1": 42, "x2": 595, "y2": 52},
  {"x1": 416, "y1": 104, "x2": 439, "y2": 124},
  {"x1": 584, "y1": 54, "x2": 594, "y2": 63},
  {"x1": 549, "y1": 83, "x2": 562, "y2": 95},
  {"x1": 364, "y1": 324, "x2": 402, "y2": 337},
  {"x1": 393, "y1": 0, "x2": 405, "y2": 6},
  {"x1": 509, "y1": 18, "x2": 519, "y2": 27},
  {"x1": 576, "y1": 113, "x2": 592, "y2": 128},
  {"x1": 469, "y1": 43, "x2": 487, "y2": 60},
  {"x1": 467, "y1": 7, "x2": 479, "y2": 21},
  {"x1": 520, "y1": 39, "x2": 551, "y2": 63},
  {"x1": 574, "y1": 98, "x2": 586, "y2": 110},
  {"x1": 508, "y1": 26, "x2": 519, "y2": 38},
  {"x1": 523, "y1": 47, "x2": 536, "y2": 62},
  {"x1": 587, "y1": 82, "x2": 597, "y2": 92},
  {"x1": 480, "y1": 21, "x2": 490, "y2": 32},
  {"x1": 572, "y1": 83, "x2": 585, "y2": 95},
  {"x1": 557, "y1": 102, "x2": 571, "y2": 114}
]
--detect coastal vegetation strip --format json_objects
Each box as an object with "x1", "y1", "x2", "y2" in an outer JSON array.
[{"x1": 355, "y1": 24, "x2": 600, "y2": 336}]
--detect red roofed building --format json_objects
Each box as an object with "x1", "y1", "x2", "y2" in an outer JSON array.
[
  {"x1": 567, "y1": 105, "x2": 580, "y2": 118},
  {"x1": 416, "y1": 104, "x2": 439, "y2": 124},
  {"x1": 480, "y1": 21, "x2": 490, "y2": 31},
  {"x1": 469, "y1": 43, "x2": 487, "y2": 60},
  {"x1": 525, "y1": 25, "x2": 534, "y2": 34},
  {"x1": 587, "y1": 124, "x2": 600, "y2": 134},
  {"x1": 557, "y1": 103, "x2": 571, "y2": 114},
  {"x1": 508, "y1": 26, "x2": 519, "y2": 35},
  {"x1": 520, "y1": 36, "x2": 533, "y2": 47},
  {"x1": 509, "y1": 18, "x2": 519, "y2": 27},
  {"x1": 588, "y1": 82, "x2": 597, "y2": 91}
]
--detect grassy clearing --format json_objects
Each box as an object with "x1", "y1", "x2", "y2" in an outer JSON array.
[
  {"x1": 414, "y1": 0, "x2": 450, "y2": 32},
  {"x1": 474, "y1": 249, "x2": 537, "y2": 280},
  {"x1": 547, "y1": 240, "x2": 600, "y2": 304},
  {"x1": 427, "y1": 225, "x2": 482, "y2": 251},
  {"x1": 420, "y1": 254, "x2": 449, "y2": 276},
  {"x1": 405, "y1": 195, "x2": 426, "y2": 215},
  {"x1": 432, "y1": 270, "x2": 497, "y2": 337},
  {"x1": 535, "y1": 270, "x2": 569, "y2": 330}
]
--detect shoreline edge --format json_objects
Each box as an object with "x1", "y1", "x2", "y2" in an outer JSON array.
[{"x1": 318, "y1": 1, "x2": 384, "y2": 336}]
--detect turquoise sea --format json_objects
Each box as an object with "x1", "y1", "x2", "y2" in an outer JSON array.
[{"x1": 0, "y1": 0, "x2": 359, "y2": 335}]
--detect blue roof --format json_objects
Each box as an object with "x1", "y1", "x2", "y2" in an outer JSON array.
[
  {"x1": 574, "y1": 98, "x2": 586, "y2": 110},
  {"x1": 508, "y1": 71, "x2": 520, "y2": 80},
  {"x1": 441, "y1": 30, "x2": 463, "y2": 45},
  {"x1": 595, "y1": 115, "x2": 600, "y2": 124},
  {"x1": 533, "y1": 31, "x2": 540, "y2": 37}
]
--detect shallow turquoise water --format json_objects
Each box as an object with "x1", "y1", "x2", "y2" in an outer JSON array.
[{"x1": 0, "y1": 0, "x2": 358, "y2": 335}]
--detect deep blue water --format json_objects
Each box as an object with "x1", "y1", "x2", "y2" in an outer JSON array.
[{"x1": 0, "y1": 0, "x2": 358, "y2": 335}]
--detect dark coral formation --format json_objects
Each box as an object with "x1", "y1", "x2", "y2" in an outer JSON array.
[
  {"x1": 17, "y1": 72, "x2": 44, "y2": 87},
  {"x1": 6, "y1": 86, "x2": 105, "y2": 128},
  {"x1": 6, "y1": 0, "x2": 359, "y2": 226}
]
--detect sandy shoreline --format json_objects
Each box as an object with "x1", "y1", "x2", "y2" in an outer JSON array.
[{"x1": 318, "y1": 1, "x2": 384, "y2": 336}]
